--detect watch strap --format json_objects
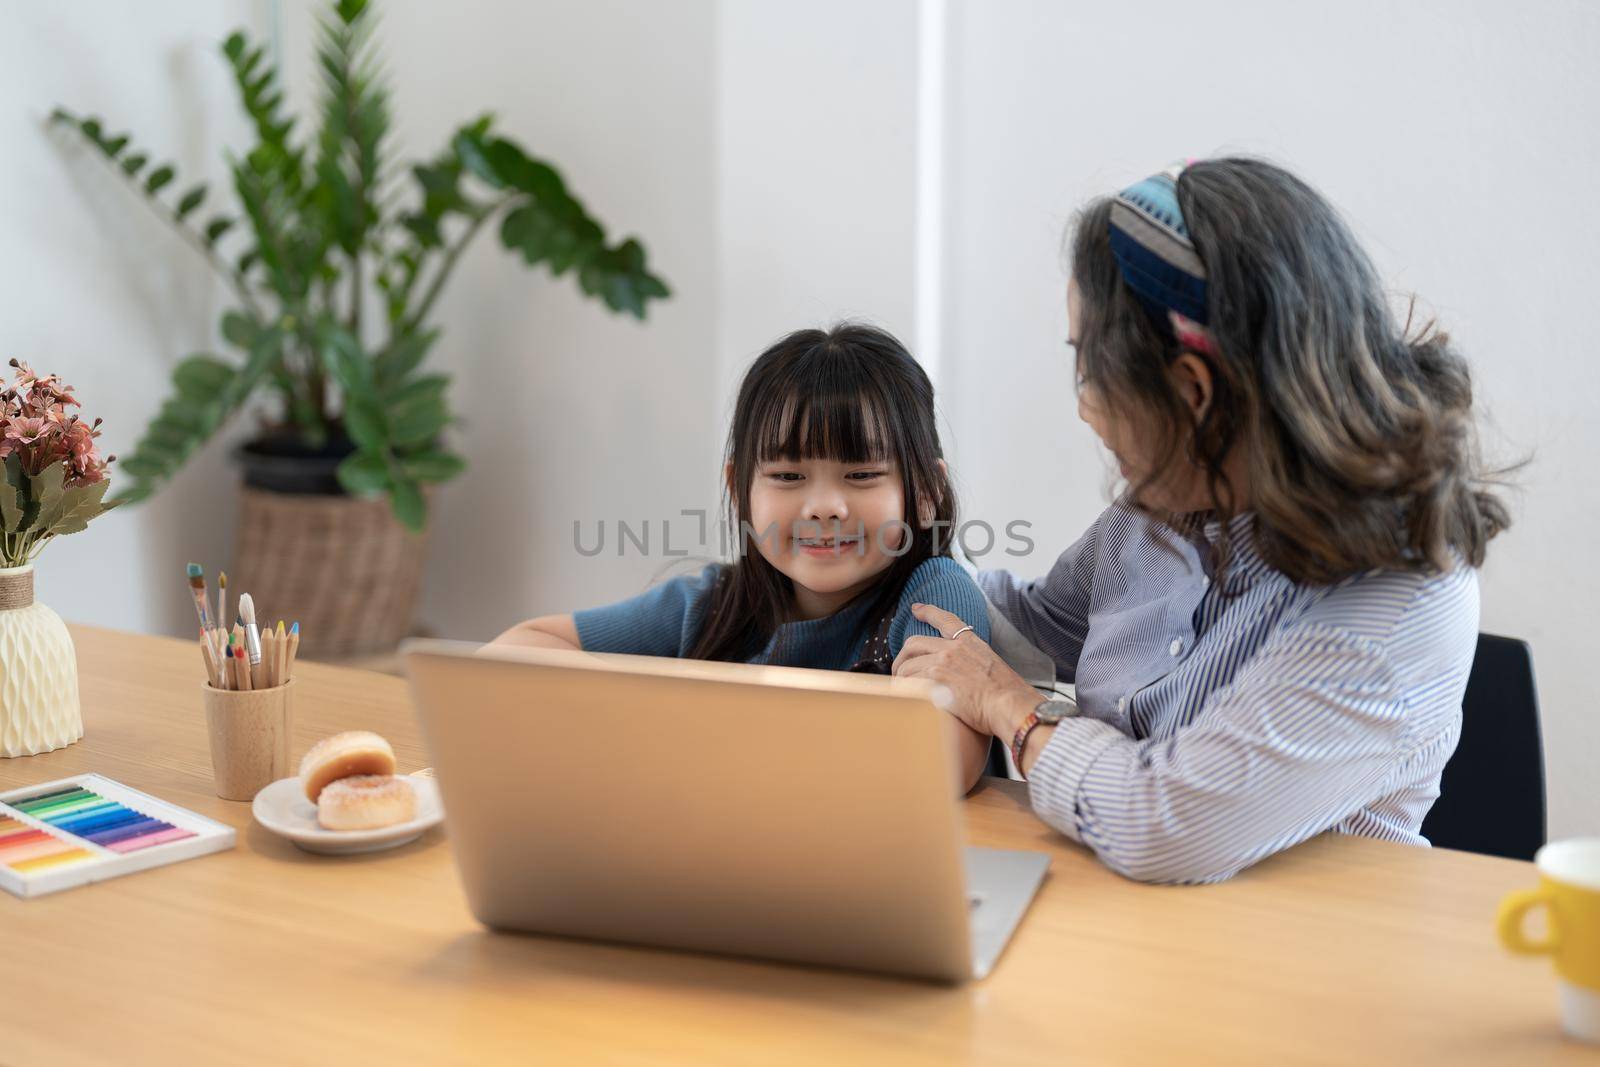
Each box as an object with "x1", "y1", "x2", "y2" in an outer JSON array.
[{"x1": 1011, "y1": 711, "x2": 1042, "y2": 779}]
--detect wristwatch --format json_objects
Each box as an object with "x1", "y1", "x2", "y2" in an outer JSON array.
[{"x1": 1011, "y1": 697, "x2": 1078, "y2": 778}]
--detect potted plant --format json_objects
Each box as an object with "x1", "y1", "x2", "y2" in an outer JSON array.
[
  {"x1": 49, "y1": 0, "x2": 668, "y2": 656},
  {"x1": 0, "y1": 360, "x2": 119, "y2": 756}
]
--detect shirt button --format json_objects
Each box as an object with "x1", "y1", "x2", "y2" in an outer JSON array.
[
  {"x1": 1169, "y1": 637, "x2": 1183, "y2": 656},
  {"x1": 1116, "y1": 697, "x2": 1127, "y2": 713},
  {"x1": 1202, "y1": 576, "x2": 1211, "y2": 588}
]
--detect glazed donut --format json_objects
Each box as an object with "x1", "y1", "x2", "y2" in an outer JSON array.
[
  {"x1": 299, "y1": 730, "x2": 396, "y2": 802},
  {"x1": 316, "y1": 775, "x2": 416, "y2": 831}
]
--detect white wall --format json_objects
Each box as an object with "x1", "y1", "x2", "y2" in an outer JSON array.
[
  {"x1": 937, "y1": 0, "x2": 1600, "y2": 838},
  {"x1": 715, "y1": 0, "x2": 920, "y2": 400}
]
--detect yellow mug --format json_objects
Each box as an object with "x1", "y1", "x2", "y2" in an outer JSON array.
[{"x1": 1497, "y1": 837, "x2": 1600, "y2": 1043}]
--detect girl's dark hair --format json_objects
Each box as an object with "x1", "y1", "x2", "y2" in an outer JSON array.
[
  {"x1": 688, "y1": 323, "x2": 955, "y2": 663},
  {"x1": 1069, "y1": 156, "x2": 1511, "y2": 584}
]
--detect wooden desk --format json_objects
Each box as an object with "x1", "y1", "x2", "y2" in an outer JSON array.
[{"x1": 0, "y1": 626, "x2": 1583, "y2": 1065}]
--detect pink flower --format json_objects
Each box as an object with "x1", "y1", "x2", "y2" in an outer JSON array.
[
  {"x1": 67, "y1": 451, "x2": 107, "y2": 487},
  {"x1": 67, "y1": 427, "x2": 96, "y2": 460},
  {"x1": 0, "y1": 362, "x2": 108, "y2": 488},
  {"x1": 4, "y1": 416, "x2": 49, "y2": 446}
]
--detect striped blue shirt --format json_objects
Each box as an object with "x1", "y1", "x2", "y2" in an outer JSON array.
[
  {"x1": 978, "y1": 505, "x2": 1477, "y2": 885},
  {"x1": 574, "y1": 556, "x2": 991, "y2": 668}
]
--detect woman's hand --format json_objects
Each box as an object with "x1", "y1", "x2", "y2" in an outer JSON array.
[{"x1": 892, "y1": 603, "x2": 1039, "y2": 738}]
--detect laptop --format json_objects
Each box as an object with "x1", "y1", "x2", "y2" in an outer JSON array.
[{"x1": 401, "y1": 639, "x2": 1050, "y2": 982}]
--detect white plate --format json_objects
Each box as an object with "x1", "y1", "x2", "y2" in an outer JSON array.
[{"x1": 251, "y1": 773, "x2": 444, "y2": 855}]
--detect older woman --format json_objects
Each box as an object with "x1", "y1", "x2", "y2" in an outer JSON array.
[{"x1": 895, "y1": 158, "x2": 1508, "y2": 885}]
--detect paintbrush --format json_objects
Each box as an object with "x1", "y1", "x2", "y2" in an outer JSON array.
[
  {"x1": 216, "y1": 571, "x2": 227, "y2": 643},
  {"x1": 239, "y1": 592, "x2": 263, "y2": 671},
  {"x1": 185, "y1": 564, "x2": 219, "y2": 678}
]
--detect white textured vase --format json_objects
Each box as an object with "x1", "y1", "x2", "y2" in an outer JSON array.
[{"x1": 0, "y1": 565, "x2": 82, "y2": 758}]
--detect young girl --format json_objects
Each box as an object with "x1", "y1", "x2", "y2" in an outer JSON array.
[{"x1": 490, "y1": 323, "x2": 994, "y2": 788}]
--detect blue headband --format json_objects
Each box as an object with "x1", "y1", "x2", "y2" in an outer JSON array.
[{"x1": 1107, "y1": 161, "x2": 1218, "y2": 356}]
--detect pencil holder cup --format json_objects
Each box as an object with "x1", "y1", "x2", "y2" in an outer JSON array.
[{"x1": 202, "y1": 678, "x2": 295, "y2": 801}]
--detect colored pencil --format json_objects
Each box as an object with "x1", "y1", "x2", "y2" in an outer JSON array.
[
  {"x1": 262, "y1": 627, "x2": 277, "y2": 688},
  {"x1": 275, "y1": 620, "x2": 288, "y2": 686}
]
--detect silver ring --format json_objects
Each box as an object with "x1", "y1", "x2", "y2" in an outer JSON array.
[{"x1": 949, "y1": 625, "x2": 974, "y2": 641}]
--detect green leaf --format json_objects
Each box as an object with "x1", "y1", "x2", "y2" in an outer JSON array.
[
  {"x1": 34, "y1": 478, "x2": 112, "y2": 539},
  {"x1": 390, "y1": 476, "x2": 426, "y2": 531},
  {"x1": 173, "y1": 356, "x2": 235, "y2": 400},
  {"x1": 499, "y1": 205, "x2": 552, "y2": 264},
  {"x1": 221, "y1": 311, "x2": 258, "y2": 349},
  {"x1": 120, "y1": 152, "x2": 148, "y2": 176},
  {"x1": 116, "y1": 454, "x2": 168, "y2": 479},
  {"x1": 25, "y1": 462, "x2": 66, "y2": 535},
  {"x1": 400, "y1": 212, "x2": 442, "y2": 248},
  {"x1": 107, "y1": 483, "x2": 152, "y2": 508},
  {"x1": 238, "y1": 46, "x2": 265, "y2": 81},
  {"x1": 389, "y1": 396, "x2": 448, "y2": 447},
  {"x1": 343, "y1": 397, "x2": 387, "y2": 452},
  {"x1": 175, "y1": 184, "x2": 207, "y2": 218},
  {"x1": 460, "y1": 128, "x2": 670, "y2": 319},
  {"x1": 373, "y1": 330, "x2": 438, "y2": 391},
  {"x1": 452, "y1": 129, "x2": 503, "y2": 189},
  {"x1": 484, "y1": 138, "x2": 566, "y2": 203},
  {"x1": 204, "y1": 217, "x2": 235, "y2": 246},
  {"x1": 386, "y1": 374, "x2": 448, "y2": 409},
  {"x1": 144, "y1": 165, "x2": 175, "y2": 194},
  {"x1": 401, "y1": 449, "x2": 465, "y2": 484},
  {"x1": 335, "y1": 450, "x2": 391, "y2": 495},
  {"x1": 336, "y1": 0, "x2": 371, "y2": 26},
  {"x1": 318, "y1": 325, "x2": 373, "y2": 396},
  {"x1": 0, "y1": 457, "x2": 23, "y2": 534}
]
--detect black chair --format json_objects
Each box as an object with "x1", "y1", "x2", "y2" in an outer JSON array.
[{"x1": 1421, "y1": 633, "x2": 1547, "y2": 861}]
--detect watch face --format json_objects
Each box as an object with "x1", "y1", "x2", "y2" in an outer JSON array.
[{"x1": 1035, "y1": 698, "x2": 1077, "y2": 725}]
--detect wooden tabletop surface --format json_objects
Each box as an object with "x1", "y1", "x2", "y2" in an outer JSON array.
[{"x1": 0, "y1": 625, "x2": 1583, "y2": 1065}]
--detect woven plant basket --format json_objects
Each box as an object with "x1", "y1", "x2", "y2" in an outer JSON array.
[{"x1": 228, "y1": 488, "x2": 429, "y2": 659}]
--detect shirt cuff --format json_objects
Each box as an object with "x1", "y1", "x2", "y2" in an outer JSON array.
[
  {"x1": 571, "y1": 605, "x2": 632, "y2": 654},
  {"x1": 1025, "y1": 716, "x2": 1127, "y2": 845}
]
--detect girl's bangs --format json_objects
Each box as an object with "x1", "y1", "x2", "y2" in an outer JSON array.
[{"x1": 750, "y1": 374, "x2": 893, "y2": 465}]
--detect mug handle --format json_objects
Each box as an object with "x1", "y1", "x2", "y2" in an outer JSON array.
[{"x1": 1496, "y1": 887, "x2": 1562, "y2": 955}]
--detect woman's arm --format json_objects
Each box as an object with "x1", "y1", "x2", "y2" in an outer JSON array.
[
  {"x1": 1014, "y1": 567, "x2": 1477, "y2": 884},
  {"x1": 897, "y1": 568, "x2": 1476, "y2": 884},
  {"x1": 487, "y1": 614, "x2": 581, "y2": 651},
  {"x1": 1014, "y1": 624, "x2": 1417, "y2": 883}
]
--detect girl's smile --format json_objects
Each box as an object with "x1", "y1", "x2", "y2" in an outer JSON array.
[{"x1": 794, "y1": 532, "x2": 866, "y2": 557}]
